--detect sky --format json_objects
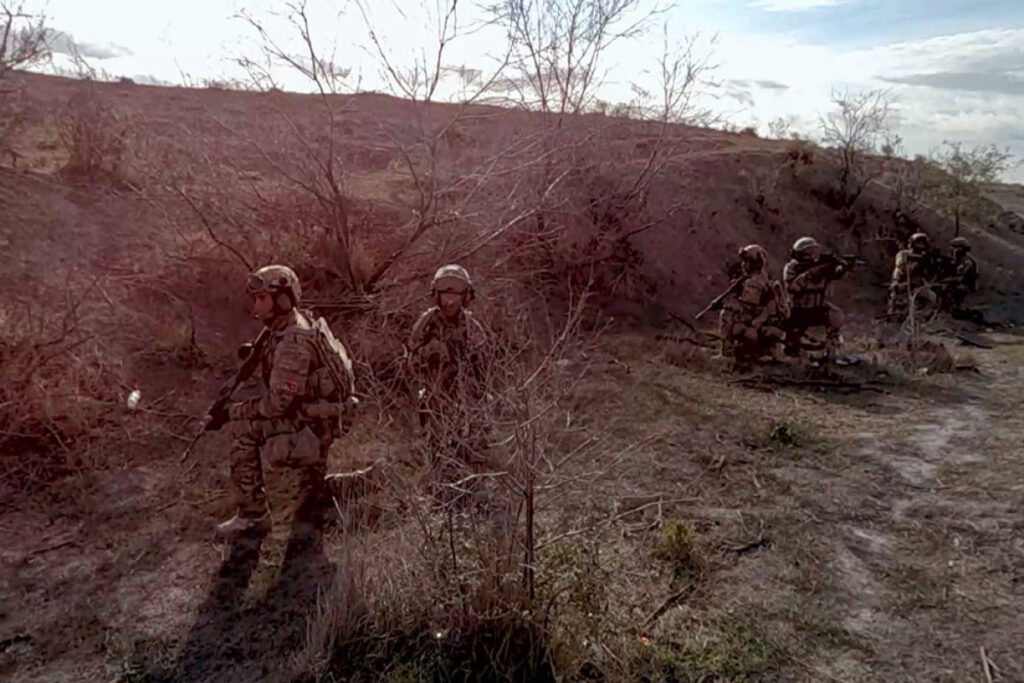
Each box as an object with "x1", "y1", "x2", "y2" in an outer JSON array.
[{"x1": 22, "y1": 0, "x2": 1024, "y2": 181}]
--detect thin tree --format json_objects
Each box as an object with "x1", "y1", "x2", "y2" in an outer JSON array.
[
  {"x1": 489, "y1": 0, "x2": 662, "y2": 117},
  {"x1": 0, "y1": 1, "x2": 49, "y2": 86},
  {"x1": 818, "y1": 87, "x2": 894, "y2": 210},
  {"x1": 929, "y1": 140, "x2": 1013, "y2": 236}
]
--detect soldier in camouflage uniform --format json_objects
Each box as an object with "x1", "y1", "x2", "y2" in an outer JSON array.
[
  {"x1": 887, "y1": 232, "x2": 937, "y2": 318},
  {"x1": 783, "y1": 236, "x2": 846, "y2": 359},
  {"x1": 204, "y1": 265, "x2": 352, "y2": 539},
  {"x1": 944, "y1": 236, "x2": 979, "y2": 315},
  {"x1": 718, "y1": 244, "x2": 789, "y2": 368},
  {"x1": 408, "y1": 265, "x2": 489, "y2": 487}
]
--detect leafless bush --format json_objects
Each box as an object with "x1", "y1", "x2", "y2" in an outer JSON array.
[
  {"x1": 296, "y1": 279, "x2": 646, "y2": 678},
  {"x1": 1, "y1": 2, "x2": 49, "y2": 154},
  {"x1": 767, "y1": 116, "x2": 792, "y2": 140},
  {"x1": 56, "y1": 88, "x2": 132, "y2": 184},
  {"x1": 0, "y1": 285, "x2": 124, "y2": 487}
]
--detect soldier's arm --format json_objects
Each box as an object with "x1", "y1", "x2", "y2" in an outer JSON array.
[
  {"x1": 408, "y1": 309, "x2": 442, "y2": 377},
  {"x1": 890, "y1": 252, "x2": 909, "y2": 289},
  {"x1": 229, "y1": 332, "x2": 312, "y2": 420},
  {"x1": 783, "y1": 262, "x2": 809, "y2": 291}
]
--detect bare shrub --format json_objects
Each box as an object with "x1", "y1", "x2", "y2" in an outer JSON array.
[
  {"x1": 0, "y1": 287, "x2": 124, "y2": 488},
  {"x1": 767, "y1": 116, "x2": 792, "y2": 139},
  {"x1": 1, "y1": 2, "x2": 50, "y2": 155},
  {"x1": 56, "y1": 89, "x2": 132, "y2": 184}
]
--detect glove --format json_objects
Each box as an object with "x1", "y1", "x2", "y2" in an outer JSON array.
[{"x1": 204, "y1": 404, "x2": 229, "y2": 432}]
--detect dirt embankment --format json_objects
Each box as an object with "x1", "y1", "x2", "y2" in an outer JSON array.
[
  {"x1": 7, "y1": 71, "x2": 1024, "y2": 330},
  {"x1": 2, "y1": 72, "x2": 1024, "y2": 681}
]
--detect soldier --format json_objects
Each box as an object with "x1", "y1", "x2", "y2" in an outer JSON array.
[
  {"x1": 887, "y1": 232, "x2": 936, "y2": 318},
  {"x1": 717, "y1": 244, "x2": 789, "y2": 368},
  {"x1": 782, "y1": 236, "x2": 846, "y2": 360},
  {"x1": 408, "y1": 264, "x2": 489, "y2": 488},
  {"x1": 944, "y1": 236, "x2": 979, "y2": 314},
  {"x1": 203, "y1": 265, "x2": 354, "y2": 540}
]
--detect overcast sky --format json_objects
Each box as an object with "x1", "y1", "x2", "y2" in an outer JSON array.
[{"x1": 31, "y1": 0, "x2": 1024, "y2": 181}]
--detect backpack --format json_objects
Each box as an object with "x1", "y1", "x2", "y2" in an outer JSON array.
[{"x1": 309, "y1": 315, "x2": 356, "y2": 403}]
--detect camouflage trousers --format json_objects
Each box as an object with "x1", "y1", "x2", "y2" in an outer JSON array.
[
  {"x1": 719, "y1": 310, "x2": 784, "y2": 363},
  {"x1": 229, "y1": 418, "x2": 331, "y2": 517},
  {"x1": 785, "y1": 304, "x2": 843, "y2": 356}
]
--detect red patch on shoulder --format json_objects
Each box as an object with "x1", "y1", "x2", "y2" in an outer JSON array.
[{"x1": 282, "y1": 380, "x2": 300, "y2": 393}]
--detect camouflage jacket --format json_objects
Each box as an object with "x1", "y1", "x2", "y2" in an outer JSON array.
[
  {"x1": 953, "y1": 254, "x2": 979, "y2": 291},
  {"x1": 890, "y1": 249, "x2": 931, "y2": 291},
  {"x1": 228, "y1": 310, "x2": 326, "y2": 422},
  {"x1": 783, "y1": 259, "x2": 836, "y2": 310},
  {"x1": 724, "y1": 272, "x2": 788, "y2": 327},
  {"x1": 408, "y1": 307, "x2": 487, "y2": 399}
]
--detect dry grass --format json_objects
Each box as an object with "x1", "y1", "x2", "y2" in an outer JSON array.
[{"x1": 3, "y1": 70, "x2": 1024, "y2": 682}]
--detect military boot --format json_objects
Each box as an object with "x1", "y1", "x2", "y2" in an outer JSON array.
[{"x1": 215, "y1": 512, "x2": 271, "y2": 540}]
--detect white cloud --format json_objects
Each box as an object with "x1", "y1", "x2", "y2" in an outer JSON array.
[
  {"x1": 33, "y1": 1, "x2": 1024, "y2": 181},
  {"x1": 746, "y1": 0, "x2": 849, "y2": 12}
]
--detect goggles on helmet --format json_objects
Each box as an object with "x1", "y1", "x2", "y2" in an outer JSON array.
[{"x1": 246, "y1": 274, "x2": 272, "y2": 294}]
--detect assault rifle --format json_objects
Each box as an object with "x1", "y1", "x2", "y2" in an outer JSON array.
[
  {"x1": 809, "y1": 253, "x2": 867, "y2": 276},
  {"x1": 180, "y1": 327, "x2": 270, "y2": 463},
  {"x1": 694, "y1": 277, "x2": 746, "y2": 321}
]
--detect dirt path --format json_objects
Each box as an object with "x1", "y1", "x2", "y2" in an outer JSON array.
[
  {"x1": 2, "y1": 331, "x2": 1023, "y2": 682},
  {"x1": 776, "y1": 335, "x2": 1024, "y2": 681}
]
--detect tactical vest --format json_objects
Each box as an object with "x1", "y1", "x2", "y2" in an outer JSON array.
[
  {"x1": 261, "y1": 312, "x2": 356, "y2": 407},
  {"x1": 786, "y1": 261, "x2": 827, "y2": 310}
]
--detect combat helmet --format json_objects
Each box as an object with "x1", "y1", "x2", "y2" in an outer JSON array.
[
  {"x1": 739, "y1": 244, "x2": 768, "y2": 271},
  {"x1": 950, "y1": 236, "x2": 971, "y2": 251},
  {"x1": 908, "y1": 233, "x2": 929, "y2": 251},
  {"x1": 431, "y1": 264, "x2": 474, "y2": 300},
  {"x1": 246, "y1": 264, "x2": 301, "y2": 305},
  {"x1": 792, "y1": 236, "x2": 820, "y2": 260}
]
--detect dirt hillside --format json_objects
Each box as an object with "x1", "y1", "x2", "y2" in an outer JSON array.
[{"x1": 2, "y1": 72, "x2": 1024, "y2": 681}]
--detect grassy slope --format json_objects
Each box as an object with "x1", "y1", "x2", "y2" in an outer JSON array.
[{"x1": 2, "y1": 73, "x2": 1024, "y2": 681}]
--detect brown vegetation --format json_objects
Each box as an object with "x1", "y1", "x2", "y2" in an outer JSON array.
[{"x1": 0, "y1": 11, "x2": 1023, "y2": 676}]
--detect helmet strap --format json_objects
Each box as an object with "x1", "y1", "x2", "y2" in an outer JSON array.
[{"x1": 273, "y1": 292, "x2": 294, "y2": 315}]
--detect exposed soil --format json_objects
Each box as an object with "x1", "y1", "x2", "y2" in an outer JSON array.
[{"x1": 2, "y1": 72, "x2": 1023, "y2": 681}]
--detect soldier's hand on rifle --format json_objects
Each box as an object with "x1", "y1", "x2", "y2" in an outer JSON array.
[{"x1": 203, "y1": 404, "x2": 230, "y2": 432}]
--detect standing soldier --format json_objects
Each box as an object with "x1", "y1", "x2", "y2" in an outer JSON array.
[
  {"x1": 887, "y1": 232, "x2": 936, "y2": 318},
  {"x1": 783, "y1": 236, "x2": 847, "y2": 360},
  {"x1": 408, "y1": 265, "x2": 489, "y2": 489},
  {"x1": 202, "y1": 265, "x2": 355, "y2": 540},
  {"x1": 944, "y1": 236, "x2": 979, "y2": 315},
  {"x1": 717, "y1": 244, "x2": 789, "y2": 368}
]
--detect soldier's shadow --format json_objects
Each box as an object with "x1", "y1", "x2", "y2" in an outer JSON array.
[{"x1": 172, "y1": 492, "x2": 334, "y2": 683}]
